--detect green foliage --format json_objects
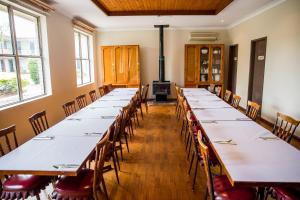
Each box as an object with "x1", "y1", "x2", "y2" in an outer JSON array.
[
  {"x1": 28, "y1": 59, "x2": 40, "y2": 84},
  {"x1": 0, "y1": 78, "x2": 29, "y2": 94}
]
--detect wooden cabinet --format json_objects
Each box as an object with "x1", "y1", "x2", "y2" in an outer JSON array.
[
  {"x1": 101, "y1": 45, "x2": 140, "y2": 87},
  {"x1": 184, "y1": 44, "x2": 224, "y2": 90}
]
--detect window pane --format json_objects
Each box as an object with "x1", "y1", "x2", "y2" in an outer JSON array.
[
  {"x1": 0, "y1": 57, "x2": 19, "y2": 106},
  {"x1": 76, "y1": 60, "x2": 82, "y2": 85},
  {"x1": 13, "y1": 10, "x2": 40, "y2": 56},
  {"x1": 0, "y1": 5, "x2": 13, "y2": 54},
  {"x1": 19, "y1": 57, "x2": 44, "y2": 99},
  {"x1": 80, "y1": 34, "x2": 89, "y2": 59},
  {"x1": 74, "y1": 32, "x2": 80, "y2": 59},
  {"x1": 82, "y1": 60, "x2": 90, "y2": 84}
]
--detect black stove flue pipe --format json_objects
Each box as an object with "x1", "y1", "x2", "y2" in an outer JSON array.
[{"x1": 154, "y1": 24, "x2": 169, "y2": 82}]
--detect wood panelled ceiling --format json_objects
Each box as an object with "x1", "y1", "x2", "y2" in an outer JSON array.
[{"x1": 91, "y1": 0, "x2": 234, "y2": 16}]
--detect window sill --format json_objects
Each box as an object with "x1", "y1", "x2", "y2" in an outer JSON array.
[
  {"x1": 77, "y1": 82, "x2": 94, "y2": 88},
  {"x1": 0, "y1": 93, "x2": 52, "y2": 112}
]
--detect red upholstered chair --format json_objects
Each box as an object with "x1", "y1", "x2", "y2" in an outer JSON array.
[
  {"x1": 0, "y1": 125, "x2": 51, "y2": 200},
  {"x1": 28, "y1": 110, "x2": 49, "y2": 135},
  {"x1": 76, "y1": 94, "x2": 88, "y2": 109},
  {"x1": 98, "y1": 86, "x2": 105, "y2": 97},
  {"x1": 52, "y1": 130, "x2": 110, "y2": 200},
  {"x1": 62, "y1": 100, "x2": 77, "y2": 117},
  {"x1": 270, "y1": 187, "x2": 300, "y2": 200},
  {"x1": 103, "y1": 85, "x2": 110, "y2": 94},
  {"x1": 197, "y1": 131, "x2": 256, "y2": 200}
]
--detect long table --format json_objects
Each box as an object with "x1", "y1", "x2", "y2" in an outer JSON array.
[
  {"x1": 0, "y1": 88, "x2": 138, "y2": 176},
  {"x1": 183, "y1": 88, "x2": 300, "y2": 187}
]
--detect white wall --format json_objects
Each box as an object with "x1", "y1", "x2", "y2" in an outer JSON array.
[
  {"x1": 97, "y1": 29, "x2": 229, "y2": 98},
  {"x1": 0, "y1": 12, "x2": 98, "y2": 144},
  {"x1": 227, "y1": 0, "x2": 300, "y2": 136}
]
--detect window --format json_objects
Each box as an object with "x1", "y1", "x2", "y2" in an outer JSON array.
[
  {"x1": 74, "y1": 30, "x2": 93, "y2": 85},
  {"x1": 0, "y1": 2, "x2": 47, "y2": 108}
]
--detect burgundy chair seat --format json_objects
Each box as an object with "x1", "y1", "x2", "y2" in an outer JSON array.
[
  {"x1": 52, "y1": 169, "x2": 93, "y2": 200},
  {"x1": 1, "y1": 175, "x2": 51, "y2": 200},
  {"x1": 212, "y1": 175, "x2": 256, "y2": 200},
  {"x1": 213, "y1": 175, "x2": 234, "y2": 194},
  {"x1": 273, "y1": 187, "x2": 300, "y2": 200},
  {"x1": 216, "y1": 187, "x2": 256, "y2": 200}
]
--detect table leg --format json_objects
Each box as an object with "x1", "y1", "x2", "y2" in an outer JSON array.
[{"x1": 258, "y1": 187, "x2": 266, "y2": 200}]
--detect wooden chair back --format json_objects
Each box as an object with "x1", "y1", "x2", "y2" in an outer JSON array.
[
  {"x1": 92, "y1": 130, "x2": 110, "y2": 198},
  {"x1": 246, "y1": 101, "x2": 260, "y2": 121},
  {"x1": 98, "y1": 86, "x2": 105, "y2": 97},
  {"x1": 224, "y1": 90, "x2": 232, "y2": 103},
  {"x1": 197, "y1": 130, "x2": 215, "y2": 200},
  {"x1": 76, "y1": 94, "x2": 88, "y2": 109},
  {"x1": 107, "y1": 84, "x2": 113, "y2": 92},
  {"x1": 103, "y1": 85, "x2": 110, "y2": 94},
  {"x1": 141, "y1": 84, "x2": 149, "y2": 103},
  {"x1": 208, "y1": 84, "x2": 215, "y2": 93},
  {"x1": 231, "y1": 94, "x2": 241, "y2": 109},
  {"x1": 0, "y1": 125, "x2": 18, "y2": 156},
  {"x1": 215, "y1": 86, "x2": 222, "y2": 97},
  {"x1": 62, "y1": 100, "x2": 76, "y2": 117},
  {"x1": 29, "y1": 110, "x2": 49, "y2": 135},
  {"x1": 89, "y1": 90, "x2": 98, "y2": 102},
  {"x1": 272, "y1": 112, "x2": 300, "y2": 143}
]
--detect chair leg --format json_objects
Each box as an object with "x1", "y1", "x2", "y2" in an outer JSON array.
[
  {"x1": 181, "y1": 120, "x2": 185, "y2": 136},
  {"x1": 114, "y1": 150, "x2": 120, "y2": 170},
  {"x1": 192, "y1": 156, "x2": 199, "y2": 190},
  {"x1": 185, "y1": 133, "x2": 190, "y2": 150},
  {"x1": 140, "y1": 106, "x2": 144, "y2": 119},
  {"x1": 135, "y1": 112, "x2": 139, "y2": 127},
  {"x1": 188, "y1": 151, "x2": 195, "y2": 175},
  {"x1": 36, "y1": 194, "x2": 41, "y2": 200},
  {"x1": 187, "y1": 137, "x2": 192, "y2": 159},
  {"x1": 100, "y1": 175, "x2": 109, "y2": 200},
  {"x1": 145, "y1": 102, "x2": 148, "y2": 113},
  {"x1": 112, "y1": 154, "x2": 120, "y2": 184},
  {"x1": 124, "y1": 133, "x2": 130, "y2": 153},
  {"x1": 119, "y1": 141, "x2": 123, "y2": 161}
]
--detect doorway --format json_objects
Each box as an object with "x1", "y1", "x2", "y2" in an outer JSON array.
[
  {"x1": 248, "y1": 37, "x2": 267, "y2": 113},
  {"x1": 228, "y1": 45, "x2": 238, "y2": 93}
]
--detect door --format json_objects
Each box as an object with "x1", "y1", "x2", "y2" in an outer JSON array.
[
  {"x1": 248, "y1": 37, "x2": 267, "y2": 112},
  {"x1": 185, "y1": 45, "x2": 198, "y2": 86},
  {"x1": 228, "y1": 45, "x2": 238, "y2": 93},
  {"x1": 102, "y1": 46, "x2": 115, "y2": 84},
  {"x1": 115, "y1": 46, "x2": 127, "y2": 84},
  {"x1": 127, "y1": 46, "x2": 139, "y2": 85}
]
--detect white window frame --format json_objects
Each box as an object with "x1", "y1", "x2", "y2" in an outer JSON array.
[
  {"x1": 0, "y1": 0, "x2": 51, "y2": 109},
  {"x1": 74, "y1": 28, "x2": 94, "y2": 86}
]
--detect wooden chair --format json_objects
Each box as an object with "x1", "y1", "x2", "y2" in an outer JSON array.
[
  {"x1": 197, "y1": 130, "x2": 256, "y2": 200},
  {"x1": 28, "y1": 110, "x2": 49, "y2": 135},
  {"x1": 272, "y1": 112, "x2": 300, "y2": 143},
  {"x1": 215, "y1": 86, "x2": 222, "y2": 97},
  {"x1": 89, "y1": 90, "x2": 98, "y2": 102},
  {"x1": 62, "y1": 100, "x2": 76, "y2": 117},
  {"x1": 107, "y1": 84, "x2": 113, "y2": 92},
  {"x1": 231, "y1": 94, "x2": 241, "y2": 109},
  {"x1": 52, "y1": 131, "x2": 110, "y2": 200},
  {"x1": 98, "y1": 86, "x2": 105, "y2": 97},
  {"x1": 246, "y1": 101, "x2": 260, "y2": 121},
  {"x1": 103, "y1": 85, "x2": 110, "y2": 94},
  {"x1": 0, "y1": 125, "x2": 51, "y2": 200},
  {"x1": 141, "y1": 84, "x2": 149, "y2": 113},
  {"x1": 208, "y1": 84, "x2": 215, "y2": 93},
  {"x1": 76, "y1": 94, "x2": 88, "y2": 109},
  {"x1": 223, "y1": 89, "x2": 232, "y2": 103}
]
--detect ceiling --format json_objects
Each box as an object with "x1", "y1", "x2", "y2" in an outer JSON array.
[
  {"x1": 90, "y1": 0, "x2": 233, "y2": 16},
  {"x1": 53, "y1": 0, "x2": 284, "y2": 30}
]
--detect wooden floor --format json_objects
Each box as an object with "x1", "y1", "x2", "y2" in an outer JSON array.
[
  {"x1": 33, "y1": 103, "x2": 299, "y2": 199},
  {"x1": 104, "y1": 103, "x2": 206, "y2": 199}
]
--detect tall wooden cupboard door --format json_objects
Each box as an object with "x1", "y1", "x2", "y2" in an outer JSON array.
[
  {"x1": 126, "y1": 46, "x2": 140, "y2": 86},
  {"x1": 115, "y1": 46, "x2": 127, "y2": 84},
  {"x1": 102, "y1": 46, "x2": 115, "y2": 84},
  {"x1": 184, "y1": 45, "x2": 199, "y2": 87}
]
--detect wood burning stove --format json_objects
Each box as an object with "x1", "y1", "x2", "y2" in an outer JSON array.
[{"x1": 152, "y1": 24, "x2": 171, "y2": 102}]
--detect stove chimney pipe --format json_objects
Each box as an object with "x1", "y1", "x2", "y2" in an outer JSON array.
[{"x1": 154, "y1": 24, "x2": 169, "y2": 82}]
